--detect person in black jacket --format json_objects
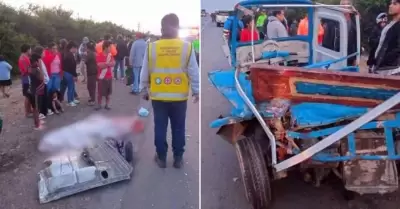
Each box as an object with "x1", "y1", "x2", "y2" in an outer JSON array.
[
  {"x1": 114, "y1": 34, "x2": 129, "y2": 80},
  {"x1": 367, "y1": 13, "x2": 387, "y2": 70},
  {"x1": 373, "y1": 0, "x2": 400, "y2": 73},
  {"x1": 62, "y1": 41, "x2": 79, "y2": 106}
]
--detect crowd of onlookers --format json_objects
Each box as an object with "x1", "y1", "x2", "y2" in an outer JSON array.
[
  {"x1": 223, "y1": 0, "x2": 400, "y2": 70},
  {"x1": 0, "y1": 32, "x2": 149, "y2": 130}
]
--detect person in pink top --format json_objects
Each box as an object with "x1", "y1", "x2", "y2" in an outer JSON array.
[
  {"x1": 95, "y1": 40, "x2": 115, "y2": 110},
  {"x1": 43, "y1": 42, "x2": 62, "y2": 93}
]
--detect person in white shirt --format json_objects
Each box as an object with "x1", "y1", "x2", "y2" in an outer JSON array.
[{"x1": 33, "y1": 46, "x2": 54, "y2": 119}]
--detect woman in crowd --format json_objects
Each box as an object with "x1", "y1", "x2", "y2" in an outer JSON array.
[
  {"x1": 33, "y1": 46, "x2": 53, "y2": 119},
  {"x1": 85, "y1": 41, "x2": 98, "y2": 106},
  {"x1": 58, "y1": 39, "x2": 80, "y2": 103},
  {"x1": 0, "y1": 55, "x2": 12, "y2": 98},
  {"x1": 240, "y1": 15, "x2": 259, "y2": 42},
  {"x1": 43, "y1": 42, "x2": 62, "y2": 95},
  {"x1": 62, "y1": 41, "x2": 79, "y2": 106}
]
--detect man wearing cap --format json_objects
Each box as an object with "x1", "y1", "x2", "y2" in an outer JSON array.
[
  {"x1": 373, "y1": 0, "x2": 400, "y2": 73},
  {"x1": 129, "y1": 32, "x2": 147, "y2": 94},
  {"x1": 78, "y1": 37, "x2": 89, "y2": 83},
  {"x1": 139, "y1": 13, "x2": 199, "y2": 169}
]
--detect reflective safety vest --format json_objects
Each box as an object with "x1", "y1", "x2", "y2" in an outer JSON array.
[{"x1": 148, "y1": 39, "x2": 192, "y2": 101}]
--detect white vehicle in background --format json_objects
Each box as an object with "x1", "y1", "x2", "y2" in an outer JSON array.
[{"x1": 215, "y1": 10, "x2": 231, "y2": 27}]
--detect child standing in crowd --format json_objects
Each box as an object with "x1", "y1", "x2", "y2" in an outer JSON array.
[
  {"x1": 85, "y1": 41, "x2": 98, "y2": 106},
  {"x1": 29, "y1": 54, "x2": 46, "y2": 130},
  {"x1": 18, "y1": 44, "x2": 33, "y2": 117},
  {"x1": 0, "y1": 55, "x2": 12, "y2": 98},
  {"x1": 33, "y1": 46, "x2": 53, "y2": 119},
  {"x1": 95, "y1": 40, "x2": 115, "y2": 110}
]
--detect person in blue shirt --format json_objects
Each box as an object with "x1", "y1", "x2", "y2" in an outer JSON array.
[
  {"x1": 0, "y1": 55, "x2": 12, "y2": 98},
  {"x1": 223, "y1": 11, "x2": 244, "y2": 49}
]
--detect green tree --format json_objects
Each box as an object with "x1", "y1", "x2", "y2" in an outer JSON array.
[{"x1": 0, "y1": 2, "x2": 141, "y2": 76}]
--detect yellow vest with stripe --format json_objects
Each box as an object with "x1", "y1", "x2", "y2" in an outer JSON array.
[{"x1": 148, "y1": 39, "x2": 192, "y2": 101}]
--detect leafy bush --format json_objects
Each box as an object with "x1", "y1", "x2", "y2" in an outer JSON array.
[{"x1": 0, "y1": 3, "x2": 141, "y2": 76}]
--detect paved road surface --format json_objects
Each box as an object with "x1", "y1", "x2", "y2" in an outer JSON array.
[
  {"x1": 200, "y1": 16, "x2": 400, "y2": 209},
  {"x1": 0, "y1": 79, "x2": 199, "y2": 209}
]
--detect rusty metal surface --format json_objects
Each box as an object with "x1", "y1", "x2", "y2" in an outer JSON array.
[
  {"x1": 249, "y1": 65, "x2": 400, "y2": 107},
  {"x1": 342, "y1": 131, "x2": 398, "y2": 194},
  {"x1": 216, "y1": 122, "x2": 248, "y2": 144},
  {"x1": 38, "y1": 140, "x2": 133, "y2": 204}
]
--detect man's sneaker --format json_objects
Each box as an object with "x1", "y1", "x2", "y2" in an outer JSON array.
[
  {"x1": 39, "y1": 113, "x2": 46, "y2": 120},
  {"x1": 73, "y1": 99, "x2": 80, "y2": 104},
  {"x1": 154, "y1": 155, "x2": 167, "y2": 168},
  {"x1": 67, "y1": 102, "x2": 77, "y2": 107},
  {"x1": 104, "y1": 105, "x2": 111, "y2": 110},
  {"x1": 173, "y1": 156, "x2": 183, "y2": 169},
  {"x1": 47, "y1": 109, "x2": 54, "y2": 116},
  {"x1": 94, "y1": 105, "x2": 102, "y2": 111}
]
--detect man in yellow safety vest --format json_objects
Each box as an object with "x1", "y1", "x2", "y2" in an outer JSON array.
[{"x1": 139, "y1": 13, "x2": 199, "y2": 168}]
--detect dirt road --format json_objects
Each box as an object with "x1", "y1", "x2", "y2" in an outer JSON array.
[{"x1": 0, "y1": 78, "x2": 199, "y2": 209}]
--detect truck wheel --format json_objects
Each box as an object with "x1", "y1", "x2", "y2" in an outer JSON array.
[
  {"x1": 124, "y1": 141, "x2": 134, "y2": 163},
  {"x1": 216, "y1": 22, "x2": 220, "y2": 27},
  {"x1": 235, "y1": 134, "x2": 272, "y2": 209}
]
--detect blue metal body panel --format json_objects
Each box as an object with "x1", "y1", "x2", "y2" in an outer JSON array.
[{"x1": 287, "y1": 113, "x2": 400, "y2": 161}]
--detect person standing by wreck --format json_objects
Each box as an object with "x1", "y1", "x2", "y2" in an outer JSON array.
[
  {"x1": 63, "y1": 41, "x2": 79, "y2": 107},
  {"x1": 140, "y1": 13, "x2": 199, "y2": 168},
  {"x1": 18, "y1": 44, "x2": 33, "y2": 117},
  {"x1": 85, "y1": 41, "x2": 98, "y2": 106},
  {"x1": 129, "y1": 32, "x2": 147, "y2": 94},
  {"x1": 78, "y1": 37, "x2": 90, "y2": 83},
  {"x1": 95, "y1": 40, "x2": 115, "y2": 110},
  {"x1": 373, "y1": 0, "x2": 400, "y2": 73}
]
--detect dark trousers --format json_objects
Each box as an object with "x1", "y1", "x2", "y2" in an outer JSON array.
[
  {"x1": 59, "y1": 76, "x2": 78, "y2": 102},
  {"x1": 40, "y1": 85, "x2": 48, "y2": 115},
  {"x1": 40, "y1": 85, "x2": 56, "y2": 114},
  {"x1": 87, "y1": 75, "x2": 97, "y2": 102},
  {"x1": 152, "y1": 100, "x2": 187, "y2": 160},
  {"x1": 113, "y1": 59, "x2": 125, "y2": 78}
]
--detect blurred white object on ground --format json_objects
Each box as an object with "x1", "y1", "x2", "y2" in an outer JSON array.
[
  {"x1": 138, "y1": 107, "x2": 150, "y2": 117},
  {"x1": 38, "y1": 114, "x2": 143, "y2": 153}
]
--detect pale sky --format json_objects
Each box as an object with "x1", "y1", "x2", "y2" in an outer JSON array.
[
  {"x1": 202, "y1": 0, "x2": 238, "y2": 11},
  {"x1": 3, "y1": 0, "x2": 200, "y2": 35}
]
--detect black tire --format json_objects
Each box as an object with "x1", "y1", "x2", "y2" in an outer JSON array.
[
  {"x1": 236, "y1": 134, "x2": 272, "y2": 209},
  {"x1": 216, "y1": 22, "x2": 220, "y2": 27},
  {"x1": 124, "y1": 141, "x2": 134, "y2": 163}
]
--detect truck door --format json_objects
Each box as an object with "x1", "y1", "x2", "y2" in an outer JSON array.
[{"x1": 312, "y1": 6, "x2": 349, "y2": 69}]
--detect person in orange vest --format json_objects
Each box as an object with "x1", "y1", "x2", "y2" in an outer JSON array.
[
  {"x1": 96, "y1": 34, "x2": 117, "y2": 57},
  {"x1": 297, "y1": 15, "x2": 324, "y2": 44}
]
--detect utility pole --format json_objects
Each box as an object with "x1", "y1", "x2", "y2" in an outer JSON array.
[{"x1": 137, "y1": 22, "x2": 141, "y2": 32}]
